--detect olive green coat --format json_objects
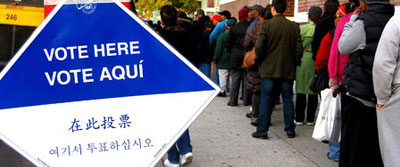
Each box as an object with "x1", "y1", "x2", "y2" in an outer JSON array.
[
  {"x1": 296, "y1": 22, "x2": 316, "y2": 94},
  {"x1": 254, "y1": 14, "x2": 303, "y2": 80}
]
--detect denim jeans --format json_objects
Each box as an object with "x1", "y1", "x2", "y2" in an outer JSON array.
[
  {"x1": 199, "y1": 63, "x2": 211, "y2": 78},
  {"x1": 257, "y1": 78, "x2": 295, "y2": 133},
  {"x1": 329, "y1": 141, "x2": 340, "y2": 162},
  {"x1": 167, "y1": 130, "x2": 193, "y2": 164}
]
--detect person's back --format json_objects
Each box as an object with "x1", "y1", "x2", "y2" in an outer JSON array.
[
  {"x1": 225, "y1": 7, "x2": 250, "y2": 106},
  {"x1": 337, "y1": 1, "x2": 394, "y2": 167},
  {"x1": 252, "y1": 0, "x2": 302, "y2": 140},
  {"x1": 373, "y1": 14, "x2": 400, "y2": 167},
  {"x1": 228, "y1": 20, "x2": 251, "y2": 70},
  {"x1": 294, "y1": 6, "x2": 321, "y2": 127},
  {"x1": 159, "y1": 24, "x2": 199, "y2": 67},
  {"x1": 255, "y1": 14, "x2": 302, "y2": 79},
  {"x1": 158, "y1": 5, "x2": 195, "y2": 167}
]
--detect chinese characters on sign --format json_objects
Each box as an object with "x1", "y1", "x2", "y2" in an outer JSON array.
[{"x1": 69, "y1": 114, "x2": 132, "y2": 132}]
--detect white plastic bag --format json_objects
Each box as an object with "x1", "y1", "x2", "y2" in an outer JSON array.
[{"x1": 312, "y1": 88, "x2": 341, "y2": 142}]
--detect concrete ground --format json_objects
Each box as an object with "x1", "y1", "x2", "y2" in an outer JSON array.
[
  {"x1": 165, "y1": 95, "x2": 338, "y2": 167},
  {"x1": 0, "y1": 95, "x2": 338, "y2": 167}
]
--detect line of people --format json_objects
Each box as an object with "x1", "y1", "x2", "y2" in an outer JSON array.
[{"x1": 152, "y1": 0, "x2": 400, "y2": 166}]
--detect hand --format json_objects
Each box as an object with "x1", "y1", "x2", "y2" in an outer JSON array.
[
  {"x1": 377, "y1": 104, "x2": 384, "y2": 109},
  {"x1": 353, "y1": 8, "x2": 361, "y2": 16}
]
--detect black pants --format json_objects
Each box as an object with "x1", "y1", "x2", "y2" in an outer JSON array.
[
  {"x1": 228, "y1": 69, "x2": 243, "y2": 105},
  {"x1": 339, "y1": 94, "x2": 383, "y2": 167},
  {"x1": 295, "y1": 93, "x2": 318, "y2": 123},
  {"x1": 252, "y1": 93, "x2": 261, "y2": 118},
  {"x1": 242, "y1": 70, "x2": 252, "y2": 106}
]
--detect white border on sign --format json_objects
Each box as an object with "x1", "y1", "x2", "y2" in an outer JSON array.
[
  {"x1": 0, "y1": 0, "x2": 221, "y2": 166},
  {"x1": 0, "y1": 1, "x2": 65, "y2": 167},
  {"x1": 0, "y1": 0, "x2": 69, "y2": 165}
]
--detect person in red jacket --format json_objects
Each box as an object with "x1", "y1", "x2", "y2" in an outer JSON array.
[{"x1": 315, "y1": 31, "x2": 334, "y2": 73}]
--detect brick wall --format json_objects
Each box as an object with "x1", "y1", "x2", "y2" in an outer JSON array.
[
  {"x1": 208, "y1": 0, "x2": 214, "y2": 8},
  {"x1": 299, "y1": 0, "x2": 400, "y2": 13},
  {"x1": 392, "y1": 0, "x2": 400, "y2": 5},
  {"x1": 285, "y1": 0, "x2": 295, "y2": 16},
  {"x1": 220, "y1": 0, "x2": 400, "y2": 21},
  {"x1": 220, "y1": 0, "x2": 295, "y2": 19}
]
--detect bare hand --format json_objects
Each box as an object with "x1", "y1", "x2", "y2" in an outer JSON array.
[{"x1": 353, "y1": 8, "x2": 361, "y2": 16}]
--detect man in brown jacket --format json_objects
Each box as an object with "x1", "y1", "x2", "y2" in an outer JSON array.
[{"x1": 252, "y1": 0, "x2": 303, "y2": 139}]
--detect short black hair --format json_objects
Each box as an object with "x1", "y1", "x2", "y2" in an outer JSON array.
[
  {"x1": 271, "y1": 0, "x2": 287, "y2": 13},
  {"x1": 160, "y1": 5, "x2": 178, "y2": 27},
  {"x1": 264, "y1": 5, "x2": 273, "y2": 20}
]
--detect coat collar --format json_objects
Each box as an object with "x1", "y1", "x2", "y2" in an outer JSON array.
[{"x1": 274, "y1": 14, "x2": 285, "y2": 18}]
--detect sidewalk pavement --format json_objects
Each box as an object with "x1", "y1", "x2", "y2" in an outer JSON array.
[
  {"x1": 0, "y1": 95, "x2": 338, "y2": 167},
  {"x1": 157, "y1": 95, "x2": 338, "y2": 167}
]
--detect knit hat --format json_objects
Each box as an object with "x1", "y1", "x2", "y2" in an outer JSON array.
[
  {"x1": 362, "y1": 0, "x2": 390, "y2": 5},
  {"x1": 238, "y1": 7, "x2": 249, "y2": 21}
]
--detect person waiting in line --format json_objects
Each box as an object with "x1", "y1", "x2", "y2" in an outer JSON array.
[
  {"x1": 192, "y1": 9, "x2": 213, "y2": 78},
  {"x1": 312, "y1": 0, "x2": 339, "y2": 61},
  {"x1": 226, "y1": 7, "x2": 252, "y2": 107},
  {"x1": 338, "y1": 0, "x2": 394, "y2": 166},
  {"x1": 373, "y1": 14, "x2": 400, "y2": 167},
  {"x1": 252, "y1": 0, "x2": 303, "y2": 139},
  {"x1": 213, "y1": 19, "x2": 237, "y2": 97},
  {"x1": 210, "y1": 11, "x2": 232, "y2": 86},
  {"x1": 294, "y1": 6, "x2": 322, "y2": 127},
  {"x1": 158, "y1": 5, "x2": 197, "y2": 167},
  {"x1": 323, "y1": 1, "x2": 359, "y2": 162},
  {"x1": 243, "y1": 5, "x2": 272, "y2": 126}
]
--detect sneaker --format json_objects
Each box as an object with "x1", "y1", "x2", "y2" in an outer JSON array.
[
  {"x1": 287, "y1": 131, "x2": 296, "y2": 138},
  {"x1": 294, "y1": 121, "x2": 304, "y2": 126},
  {"x1": 307, "y1": 122, "x2": 315, "y2": 126},
  {"x1": 164, "y1": 159, "x2": 179, "y2": 167},
  {"x1": 217, "y1": 91, "x2": 226, "y2": 97},
  {"x1": 180, "y1": 152, "x2": 193, "y2": 166},
  {"x1": 246, "y1": 112, "x2": 253, "y2": 118},
  {"x1": 327, "y1": 152, "x2": 339, "y2": 162},
  {"x1": 252, "y1": 132, "x2": 268, "y2": 139}
]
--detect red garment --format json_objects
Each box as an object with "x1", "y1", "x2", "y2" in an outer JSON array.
[{"x1": 315, "y1": 32, "x2": 333, "y2": 72}]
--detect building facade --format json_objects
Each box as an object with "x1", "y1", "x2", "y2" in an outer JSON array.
[{"x1": 217, "y1": 0, "x2": 400, "y2": 22}]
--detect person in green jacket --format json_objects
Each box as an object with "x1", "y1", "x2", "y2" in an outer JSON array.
[
  {"x1": 294, "y1": 6, "x2": 322, "y2": 126},
  {"x1": 213, "y1": 19, "x2": 236, "y2": 97}
]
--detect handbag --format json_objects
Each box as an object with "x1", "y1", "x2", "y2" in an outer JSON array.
[
  {"x1": 242, "y1": 48, "x2": 256, "y2": 68},
  {"x1": 312, "y1": 89, "x2": 341, "y2": 142},
  {"x1": 309, "y1": 68, "x2": 329, "y2": 93}
]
